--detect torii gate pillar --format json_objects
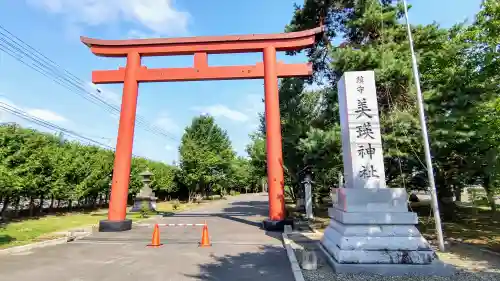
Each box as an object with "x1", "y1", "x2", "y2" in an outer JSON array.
[
  {"x1": 262, "y1": 46, "x2": 286, "y2": 229},
  {"x1": 81, "y1": 26, "x2": 323, "y2": 232}
]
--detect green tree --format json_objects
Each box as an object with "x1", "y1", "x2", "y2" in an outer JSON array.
[
  {"x1": 148, "y1": 161, "x2": 178, "y2": 200},
  {"x1": 179, "y1": 115, "x2": 235, "y2": 200},
  {"x1": 227, "y1": 156, "x2": 252, "y2": 193},
  {"x1": 0, "y1": 122, "x2": 181, "y2": 218},
  {"x1": 246, "y1": 132, "x2": 267, "y2": 191},
  {"x1": 248, "y1": 0, "x2": 500, "y2": 219}
]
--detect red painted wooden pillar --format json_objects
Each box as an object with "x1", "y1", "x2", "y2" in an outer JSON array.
[
  {"x1": 263, "y1": 46, "x2": 285, "y2": 221},
  {"x1": 108, "y1": 52, "x2": 141, "y2": 222}
]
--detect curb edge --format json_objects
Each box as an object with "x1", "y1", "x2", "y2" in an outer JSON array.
[
  {"x1": 282, "y1": 231, "x2": 306, "y2": 281},
  {"x1": 0, "y1": 231, "x2": 91, "y2": 255}
]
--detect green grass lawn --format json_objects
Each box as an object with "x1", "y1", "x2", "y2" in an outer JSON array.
[
  {"x1": 156, "y1": 201, "x2": 198, "y2": 214},
  {"x1": 416, "y1": 205, "x2": 500, "y2": 252},
  {"x1": 0, "y1": 200, "x2": 202, "y2": 249}
]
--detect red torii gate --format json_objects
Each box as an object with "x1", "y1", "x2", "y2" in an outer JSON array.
[{"x1": 81, "y1": 26, "x2": 323, "y2": 232}]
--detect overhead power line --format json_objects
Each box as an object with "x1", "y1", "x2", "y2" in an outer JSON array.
[
  {"x1": 0, "y1": 24, "x2": 178, "y2": 142},
  {"x1": 0, "y1": 101, "x2": 117, "y2": 151}
]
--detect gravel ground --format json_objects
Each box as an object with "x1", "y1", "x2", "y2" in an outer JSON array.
[{"x1": 288, "y1": 233, "x2": 500, "y2": 281}]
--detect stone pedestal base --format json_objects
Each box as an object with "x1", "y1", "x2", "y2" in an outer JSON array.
[
  {"x1": 98, "y1": 219, "x2": 132, "y2": 232},
  {"x1": 130, "y1": 197, "x2": 157, "y2": 212},
  {"x1": 296, "y1": 198, "x2": 305, "y2": 211},
  {"x1": 320, "y1": 188, "x2": 455, "y2": 276},
  {"x1": 319, "y1": 243, "x2": 454, "y2": 276},
  {"x1": 262, "y1": 218, "x2": 294, "y2": 231}
]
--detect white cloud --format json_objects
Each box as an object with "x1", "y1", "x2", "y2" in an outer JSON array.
[
  {"x1": 127, "y1": 29, "x2": 158, "y2": 39},
  {"x1": 193, "y1": 104, "x2": 249, "y2": 122},
  {"x1": 28, "y1": 0, "x2": 190, "y2": 36},
  {"x1": 27, "y1": 109, "x2": 67, "y2": 122},
  {"x1": 0, "y1": 98, "x2": 16, "y2": 123},
  {"x1": 164, "y1": 144, "x2": 174, "y2": 151},
  {"x1": 0, "y1": 97, "x2": 16, "y2": 108},
  {"x1": 238, "y1": 94, "x2": 264, "y2": 130},
  {"x1": 0, "y1": 97, "x2": 67, "y2": 123},
  {"x1": 154, "y1": 113, "x2": 178, "y2": 132},
  {"x1": 242, "y1": 94, "x2": 264, "y2": 114}
]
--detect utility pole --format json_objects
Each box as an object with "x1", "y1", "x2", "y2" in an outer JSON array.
[{"x1": 401, "y1": 0, "x2": 445, "y2": 251}]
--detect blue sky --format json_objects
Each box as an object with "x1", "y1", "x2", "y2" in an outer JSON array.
[{"x1": 0, "y1": 0, "x2": 483, "y2": 164}]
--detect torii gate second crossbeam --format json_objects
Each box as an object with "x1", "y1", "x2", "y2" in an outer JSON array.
[{"x1": 81, "y1": 26, "x2": 324, "y2": 232}]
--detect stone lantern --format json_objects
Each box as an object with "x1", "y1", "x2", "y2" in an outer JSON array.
[{"x1": 131, "y1": 169, "x2": 157, "y2": 212}]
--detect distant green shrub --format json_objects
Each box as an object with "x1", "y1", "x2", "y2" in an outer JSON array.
[
  {"x1": 229, "y1": 190, "x2": 241, "y2": 196},
  {"x1": 140, "y1": 202, "x2": 152, "y2": 218},
  {"x1": 172, "y1": 199, "x2": 180, "y2": 210}
]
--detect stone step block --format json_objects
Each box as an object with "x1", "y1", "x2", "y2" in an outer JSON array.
[
  {"x1": 329, "y1": 208, "x2": 418, "y2": 225},
  {"x1": 319, "y1": 243, "x2": 455, "y2": 276},
  {"x1": 321, "y1": 238, "x2": 437, "y2": 265},
  {"x1": 328, "y1": 219, "x2": 421, "y2": 237},
  {"x1": 334, "y1": 188, "x2": 409, "y2": 213},
  {"x1": 323, "y1": 225, "x2": 431, "y2": 251}
]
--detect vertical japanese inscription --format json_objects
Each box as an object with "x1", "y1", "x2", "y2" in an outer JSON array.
[
  {"x1": 355, "y1": 98, "x2": 372, "y2": 119},
  {"x1": 354, "y1": 74, "x2": 379, "y2": 180},
  {"x1": 338, "y1": 71, "x2": 386, "y2": 189}
]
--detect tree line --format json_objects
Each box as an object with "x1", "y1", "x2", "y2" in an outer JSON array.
[
  {"x1": 246, "y1": 0, "x2": 500, "y2": 217},
  {"x1": 0, "y1": 115, "x2": 262, "y2": 219}
]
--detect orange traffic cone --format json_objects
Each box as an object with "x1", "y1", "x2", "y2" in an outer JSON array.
[
  {"x1": 147, "y1": 224, "x2": 162, "y2": 248},
  {"x1": 199, "y1": 222, "x2": 211, "y2": 247}
]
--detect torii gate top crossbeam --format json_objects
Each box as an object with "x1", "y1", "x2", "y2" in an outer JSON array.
[{"x1": 80, "y1": 26, "x2": 324, "y2": 57}]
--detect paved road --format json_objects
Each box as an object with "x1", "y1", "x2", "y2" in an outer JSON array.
[{"x1": 0, "y1": 193, "x2": 293, "y2": 281}]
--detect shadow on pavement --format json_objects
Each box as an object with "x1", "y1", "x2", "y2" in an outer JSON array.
[
  {"x1": 220, "y1": 199, "x2": 269, "y2": 226},
  {"x1": 215, "y1": 213, "x2": 262, "y2": 228},
  {"x1": 222, "y1": 200, "x2": 269, "y2": 214},
  {"x1": 161, "y1": 199, "x2": 285, "y2": 242},
  {"x1": 186, "y1": 245, "x2": 294, "y2": 280},
  {"x1": 160, "y1": 211, "x2": 264, "y2": 229}
]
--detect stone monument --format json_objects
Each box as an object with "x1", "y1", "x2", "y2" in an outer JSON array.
[
  {"x1": 131, "y1": 169, "x2": 157, "y2": 212},
  {"x1": 302, "y1": 170, "x2": 314, "y2": 220},
  {"x1": 320, "y1": 71, "x2": 453, "y2": 276}
]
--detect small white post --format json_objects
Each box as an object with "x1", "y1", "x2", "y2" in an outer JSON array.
[{"x1": 304, "y1": 173, "x2": 314, "y2": 219}]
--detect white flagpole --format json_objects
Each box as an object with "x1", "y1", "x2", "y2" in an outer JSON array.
[{"x1": 401, "y1": 0, "x2": 445, "y2": 251}]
